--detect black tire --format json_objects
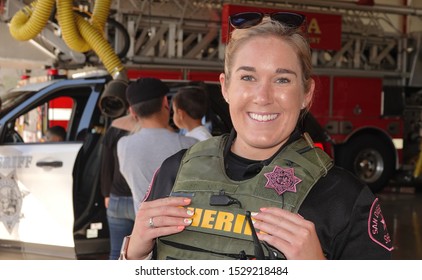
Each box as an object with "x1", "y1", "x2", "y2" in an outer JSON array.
[{"x1": 335, "y1": 135, "x2": 395, "y2": 193}]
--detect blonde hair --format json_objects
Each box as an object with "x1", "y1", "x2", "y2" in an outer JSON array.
[{"x1": 224, "y1": 17, "x2": 313, "y2": 93}]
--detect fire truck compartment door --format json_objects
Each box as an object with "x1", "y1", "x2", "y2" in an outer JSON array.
[{"x1": 0, "y1": 143, "x2": 83, "y2": 248}]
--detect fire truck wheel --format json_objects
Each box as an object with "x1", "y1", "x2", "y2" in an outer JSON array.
[{"x1": 335, "y1": 135, "x2": 395, "y2": 193}]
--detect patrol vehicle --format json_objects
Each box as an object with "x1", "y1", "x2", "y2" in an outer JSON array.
[
  {"x1": 0, "y1": 71, "x2": 236, "y2": 259},
  {"x1": 0, "y1": 75, "x2": 109, "y2": 259}
]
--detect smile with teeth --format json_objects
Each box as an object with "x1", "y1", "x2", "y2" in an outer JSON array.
[{"x1": 248, "y1": 112, "x2": 279, "y2": 122}]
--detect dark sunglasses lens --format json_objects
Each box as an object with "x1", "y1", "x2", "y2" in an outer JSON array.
[
  {"x1": 230, "y1": 12, "x2": 263, "y2": 29},
  {"x1": 271, "y1": 13, "x2": 305, "y2": 28}
]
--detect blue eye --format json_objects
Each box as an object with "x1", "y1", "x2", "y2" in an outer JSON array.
[
  {"x1": 241, "y1": 75, "x2": 254, "y2": 81},
  {"x1": 276, "y1": 77, "x2": 290, "y2": 84}
]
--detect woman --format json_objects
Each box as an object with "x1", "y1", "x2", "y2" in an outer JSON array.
[
  {"x1": 120, "y1": 12, "x2": 393, "y2": 260},
  {"x1": 100, "y1": 114, "x2": 139, "y2": 259}
]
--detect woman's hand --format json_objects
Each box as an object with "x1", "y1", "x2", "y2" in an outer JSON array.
[
  {"x1": 252, "y1": 207, "x2": 325, "y2": 260},
  {"x1": 126, "y1": 196, "x2": 194, "y2": 260}
]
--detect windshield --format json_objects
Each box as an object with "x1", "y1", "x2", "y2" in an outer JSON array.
[{"x1": 0, "y1": 90, "x2": 37, "y2": 118}]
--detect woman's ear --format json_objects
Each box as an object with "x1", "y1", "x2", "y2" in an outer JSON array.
[
  {"x1": 302, "y1": 78, "x2": 315, "y2": 110},
  {"x1": 219, "y1": 73, "x2": 229, "y2": 103}
]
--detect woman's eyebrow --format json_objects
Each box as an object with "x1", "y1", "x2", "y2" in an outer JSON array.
[
  {"x1": 235, "y1": 66, "x2": 297, "y2": 77},
  {"x1": 276, "y1": 68, "x2": 297, "y2": 76},
  {"x1": 235, "y1": 66, "x2": 255, "y2": 72}
]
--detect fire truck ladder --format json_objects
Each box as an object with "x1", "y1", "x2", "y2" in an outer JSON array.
[
  {"x1": 110, "y1": 0, "x2": 422, "y2": 86},
  {"x1": 3, "y1": 0, "x2": 421, "y2": 87}
]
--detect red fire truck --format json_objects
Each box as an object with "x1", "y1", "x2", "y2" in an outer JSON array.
[
  {"x1": 5, "y1": 0, "x2": 422, "y2": 192},
  {"x1": 119, "y1": 2, "x2": 422, "y2": 193}
]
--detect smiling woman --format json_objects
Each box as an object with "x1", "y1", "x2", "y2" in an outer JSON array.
[
  {"x1": 122, "y1": 13, "x2": 393, "y2": 260},
  {"x1": 220, "y1": 36, "x2": 313, "y2": 160}
]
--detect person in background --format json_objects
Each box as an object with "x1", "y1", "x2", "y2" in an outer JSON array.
[
  {"x1": 45, "y1": 125, "x2": 66, "y2": 142},
  {"x1": 120, "y1": 12, "x2": 393, "y2": 260},
  {"x1": 100, "y1": 114, "x2": 139, "y2": 260},
  {"x1": 117, "y1": 77, "x2": 198, "y2": 214},
  {"x1": 172, "y1": 86, "x2": 212, "y2": 141}
]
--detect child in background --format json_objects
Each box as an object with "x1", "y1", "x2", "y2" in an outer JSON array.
[
  {"x1": 172, "y1": 86, "x2": 212, "y2": 141},
  {"x1": 45, "y1": 125, "x2": 66, "y2": 142}
]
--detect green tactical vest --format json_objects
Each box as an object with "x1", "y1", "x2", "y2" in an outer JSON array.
[{"x1": 156, "y1": 133, "x2": 333, "y2": 260}]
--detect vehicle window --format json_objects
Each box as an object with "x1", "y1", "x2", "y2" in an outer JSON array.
[
  {"x1": 3, "y1": 87, "x2": 94, "y2": 144},
  {"x1": 0, "y1": 90, "x2": 36, "y2": 118},
  {"x1": 12, "y1": 97, "x2": 73, "y2": 143}
]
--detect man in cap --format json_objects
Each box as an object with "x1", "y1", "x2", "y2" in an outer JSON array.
[{"x1": 117, "y1": 77, "x2": 198, "y2": 213}]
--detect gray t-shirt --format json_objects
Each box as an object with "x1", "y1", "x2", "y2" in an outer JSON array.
[
  {"x1": 185, "y1": 125, "x2": 212, "y2": 141},
  {"x1": 117, "y1": 128, "x2": 198, "y2": 212}
]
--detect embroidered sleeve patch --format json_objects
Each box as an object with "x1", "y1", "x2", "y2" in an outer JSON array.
[{"x1": 368, "y1": 198, "x2": 393, "y2": 251}]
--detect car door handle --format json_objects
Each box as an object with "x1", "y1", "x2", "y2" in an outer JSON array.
[{"x1": 36, "y1": 161, "x2": 63, "y2": 168}]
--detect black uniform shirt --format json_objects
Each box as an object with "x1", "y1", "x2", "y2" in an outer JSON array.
[{"x1": 146, "y1": 130, "x2": 393, "y2": 260}]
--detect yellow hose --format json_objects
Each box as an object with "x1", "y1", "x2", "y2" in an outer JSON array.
[
  {"x1": 9, "y1": 0, "x2": 56, "y2": 41},
  {"x1": 90, "y1": 0, "x2": 112, "y2": 33},
  {"x1": 56, "y1": 0, "x2": 91, "y2": 53},
  {"x1": 75, "y1": 13, "x2": 124, "y2": 77},
  {"x1": 413, "y1": 141, "x2": 422, "y2": 178},
  {"x1": 9, "y1": 0, "x2": 124, "y2": 78},
  {"x1": 56, "y1": 0, "x2": 112, "y2": 53}
]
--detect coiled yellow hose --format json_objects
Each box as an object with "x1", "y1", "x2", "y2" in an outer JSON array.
[
  {"x1": 9, "y1": 0, "x2": 55, "y2": 41},
  {"x1": 9, "y1": 0, "x2": 124, "y2": 77},
  {"x1": 75, "y1": 13, "x2": 124, "y2": 76},
  {"x1": 56, "y1": 0, "x2": 91, "y2": 53},
  {"x1": 91, "y1": 0, "x2": 112, "y2": 33}
]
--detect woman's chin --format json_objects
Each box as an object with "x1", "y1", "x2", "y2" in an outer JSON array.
[{"x1": 243, "y1": 136, "x2": 284, "y2": 150}]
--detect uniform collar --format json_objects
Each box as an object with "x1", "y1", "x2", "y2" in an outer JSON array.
[
  {"x1": 223, "y1": 128, "x2": 301, "y2": 160},
  {"x1": 223, "y1": 128, "x2": 302, "y2": 180}
]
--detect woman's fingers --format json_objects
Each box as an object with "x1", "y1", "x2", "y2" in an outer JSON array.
[
  {"x1": 140, "y1": 196, "x2": 191, "y2": 210},
  {"x1": 256, "y1": 207, "x2": 304, "y2": 225},
  {"x1": 137, "y1": 197, "x2": 194, "y2": 230},
  {"x1": 135, "y1": 197, "x2": 194, "y2": 237},
  {"x1": 252, "y1": 208, "x2": 304, "y2": 239},
  {"x1": 127, "y1": 197, "x2": 194, "y2": 260},
  {"x1": 252, "y1": 207, "x2": 324, "y2": 259},
  {"x1": 145, "y1": 210, "x2": 194, "y2": 229}
]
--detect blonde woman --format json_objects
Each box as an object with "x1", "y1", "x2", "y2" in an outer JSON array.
[{"x1": 122, "y1": 12, "x2": 393, "y2": 260}]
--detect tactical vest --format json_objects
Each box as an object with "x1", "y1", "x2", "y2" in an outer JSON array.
[{"x1": 156, "y1": 133, "x2": 333, "y2": 260}]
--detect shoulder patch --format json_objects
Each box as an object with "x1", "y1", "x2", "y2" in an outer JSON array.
[{"x1": 368, "y1": 198, "x2": 393, "y2": 251}]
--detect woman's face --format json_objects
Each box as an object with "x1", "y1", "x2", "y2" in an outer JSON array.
[{"x1": 220, "y1": 35, "x2": 314, "y2": 160}]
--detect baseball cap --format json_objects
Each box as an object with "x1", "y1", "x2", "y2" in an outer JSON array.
[{"x1": 125, "y1": 77, "x2": 169, "y2": 105}]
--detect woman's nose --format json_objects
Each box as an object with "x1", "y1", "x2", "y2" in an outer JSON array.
[{"x1": 253, "y1": 82, "x2": 274, "y2": 105}]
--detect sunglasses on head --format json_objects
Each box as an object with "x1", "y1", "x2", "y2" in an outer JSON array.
[{"x1": 229, "y1": 11, "x2": 306, "y2": 30}]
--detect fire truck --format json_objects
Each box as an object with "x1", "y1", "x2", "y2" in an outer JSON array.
[
  {"x1": 102, "y1": 0, "x2": 421, "y2": 193},
  {"x1": 2, "y1": 0, "x2": 422, "y2": 193}
]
